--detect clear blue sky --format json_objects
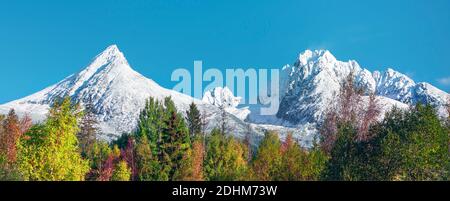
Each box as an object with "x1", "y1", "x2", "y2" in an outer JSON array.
[{"x1": 1, "y1": 0, "x2": 449, "y2": 103}]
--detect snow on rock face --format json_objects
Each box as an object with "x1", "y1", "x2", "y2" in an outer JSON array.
[
  {"x1": 373, "y1": 69, "x2": 449, "y2": 117},
  {"x1": 202, "y1": 87, "x2": 241, "y2": 108},
  {"x1": 202, "y1": 87, "x2": 251, "y2": 121},
  {"x1": 277, "y1": 50, "x2": 375, "y2": 124},
  {"x1": 373, "y1": 68, "x2": 416, "y2": 104},
  {"x1": 276, "y1": 49, "x2": 449, "y2": 125}
]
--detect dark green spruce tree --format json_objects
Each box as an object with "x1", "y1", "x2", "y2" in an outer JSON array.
[
  {"x1": 159, "y1": 97, "x2": 191, "y2": 181},
  {"x1": 186, "y1": 102, "x2": 202, "y2": 140},
  {"x1": 136, "y1": 98, "x2": 165, "y2": 155}
]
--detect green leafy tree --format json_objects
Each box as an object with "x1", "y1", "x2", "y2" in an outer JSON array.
[
  {"x1": 85, "y1": 141, "x2": 112, "y2": 180},
  {"x1": 381, "y1": 104, "x2": 450, "y2": 181},
  {"x1": 204, "y1": 129, "x2": 250, "y2": 181},
  {"x1": 0, "y1": 114, "x2": 4, "y2": 126},
  {"x1": 135, "y1": 135, "x2": 158, "y2": 181},
  {"x1": 322, "y1": 104, "x2": 450, "y2": 181},
  {"x1": 0, "y1": 154, "x2": 22, "y2": 181},
  {"x1": 279, "y1": 133, "x2": 303, "y2": 180},
  {"x1": 111, "y1": 160, "x2": 131, "y2": 181},
  {"x1": 252, "y1": 131, "x2": 282, "y2": 181},
  {"x1": 338, "y1": 104, "x2": 450, "y2": 181},
  {"x1": 173, "y1": 139, "x2": 205, "y2": 181},
  {"x1": 279, "y1": 134, "x2": 328, "y2": 181},
  {"x1": 305, "y1": 142, "x2": 328, "y2": 180},
  {"x1": 17, "y1": 97, "x2": 90, "y2": 181},
  {"x1": 322, "y1": 122, "x2": 360, "y2": 181}
]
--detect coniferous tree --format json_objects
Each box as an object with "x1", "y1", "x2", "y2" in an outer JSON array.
[
  {"x1": 243, "y1": 124, "x2": 253, "y2": 163},
  {"x1": 186, "y1": 102, "x2": 202, "y2": 139},
  {"x1": 17, "y1": 97, "x2": 89, "y2": 181},
  {"x1": 173, "y1": 146, "x2": 193, "y2": 181},
  {"x1": 136, "y1": 98, "x2": 165, "y2": 155},
  {"x1": 446, "y1": 97, "x2": 450, "y2": 126},
  {"x1": 159, "y1": 97, "x2": 190, "y2": 181},
  {"x1": 219, "y1": 104, "x2": 227, "y2": 135},
  {"x1": 134, "y1": 97, "x2": 191, "y2": 181}
]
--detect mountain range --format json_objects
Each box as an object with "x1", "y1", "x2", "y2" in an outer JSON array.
[
  {"x1": 276, "y1": 50, "x2": 448, "y2": 125},
  {"x1": 1, "y1": 46, "x2": 448, "y2": 146}
]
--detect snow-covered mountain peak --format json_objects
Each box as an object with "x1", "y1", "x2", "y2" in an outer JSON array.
[
  {"x1": 374, "y1": 68, "x2": 416, "y2": 103},
  {"x1": 69, "y1": 45, "x2": 131, "y2": 93},
  {"x1": 0, "y1": 45, "x2": 216, "y2": 140},
  {"x1": 385, "y1": 68, "x2": 410, "y2": 79},
  {"x1": 278, "y1": 49, "x2": 375, "y2": 124},
  {"x1": 27, "y1": 44, "x2": 140, "y2": 105},
  {"x1": 375, "y1": 68, "x2": 415, "y2": 86},
  {"x1": 277, "y1": 49, "x2": 449, "y2": 125},
  {"x1": 298, "y1": 49, "x2": 336, "y2": 66},
  {"x1": 96, "y1": 44, "x2": 123, "y2": 61},
  {"x1": 414, "y1": 82, "x2": 449, "y2": 105},
  {"x1": 88, "y1": 44, "x2": 129, "y2": 71}
]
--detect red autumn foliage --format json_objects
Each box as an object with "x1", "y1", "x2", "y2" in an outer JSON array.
[
  {"x1": 281, "y1": 133, "x2": 295, "y2": 154},
  {"x1": 98, "y1": 154, "x2": 116, "y2": 181},
  {"x1": 190, "y1": 140, "x2": 205, "y2": 181},
  {"x1": 121, "y1": 137, "x2": 137, "y2": 180},
  {"x1": 0, "y1": 110, "x2": 32, "y2": 163},
  {"x1": 320, "y1": 73, "x2": 381, "y2": 153}
]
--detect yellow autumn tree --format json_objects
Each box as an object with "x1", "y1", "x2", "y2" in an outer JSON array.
[{"x1": 17, "y1": 97, "x2": 90, "y2": 181}]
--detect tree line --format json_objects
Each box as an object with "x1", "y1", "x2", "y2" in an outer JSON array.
[{"x1": 0, "y1": 75, "x2": 449, "y2": 181}]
